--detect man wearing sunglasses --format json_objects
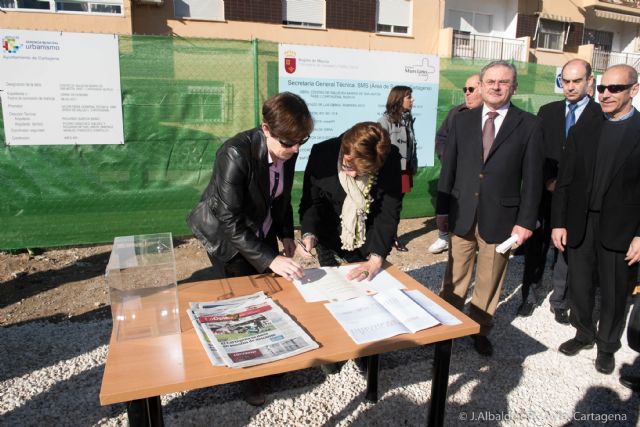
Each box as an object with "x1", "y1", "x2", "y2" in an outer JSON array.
[
  {"x1": 517, "y1": 59, "x2": 602, "y2": 321},
  {"x1": 431, "y1": 73, "x2": 483, "y2": 255},
  {"x1": 552, "y1": 64, "x2": 640, "y2": 375},
  {"x1": 187, "y1": 91, "x2": 313, "y2": 405}
]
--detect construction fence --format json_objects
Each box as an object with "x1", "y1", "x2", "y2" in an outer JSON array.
[{"x1": 0, "y1": 35, "x2": 563, "y2": 249}]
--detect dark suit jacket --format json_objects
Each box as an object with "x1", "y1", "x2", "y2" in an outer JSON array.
[
  {"x1": 435, "y1": 103, "x2": 469, "y2": 160},
  {"x1": 437, "y1": 104, "x2": 544, "y2": 243},
  {"x1": 299, "y1": 136, "x2": 402, "y2": 259},
  {"x1": 538, "y1": 97, "x2": 602, "y2": 183},
  {"x1": 551, "y1": 110, "x2": 640, "y2": 251},
  {"x1": 187, "y1": 127, "x2": 295, "y2": 272}
]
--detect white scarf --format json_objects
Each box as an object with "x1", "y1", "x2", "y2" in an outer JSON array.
[{"x1": 338, "y1": 159, "x2": 373, "y2": 251}]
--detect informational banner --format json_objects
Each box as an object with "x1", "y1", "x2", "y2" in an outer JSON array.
[
  {"x1": 0, "y1": 29, "x2": 123, "y2": 145},
  {"x1": 279, "y1": 44, "x2": 439, "y2": 170}
]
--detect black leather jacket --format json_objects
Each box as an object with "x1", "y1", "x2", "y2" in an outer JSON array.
[{"x1": 187, "y1": 128, "x2": 296, "y2": 272}]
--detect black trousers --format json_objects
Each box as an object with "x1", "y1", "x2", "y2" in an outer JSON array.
[
  {"x1": 567, "y1": 212, "x2": 638, "y2": 353},
  {"x1": 522, "y1": 190, "x2": 552, "y2": 301}
]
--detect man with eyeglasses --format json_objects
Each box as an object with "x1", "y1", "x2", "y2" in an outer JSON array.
[
  {"x1": 552, "y1": 64, "x2": 640, "y2": 375},
  {"x1": 430, "y1": 73, "x2": 483, "y2": 254},
  {"x1": 187, "y1": 91, "x2": 314, "y2": 405},
  {"x1": 517, "y1": 59, "x2": 602, "y2": 321},
  {"x1": 437, "y1": 61, "x2": 543, "y2": 356}
]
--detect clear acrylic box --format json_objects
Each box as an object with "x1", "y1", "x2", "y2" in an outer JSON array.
[{"x1": 105, "y1": 232, "x2": 181, "y2": 341}]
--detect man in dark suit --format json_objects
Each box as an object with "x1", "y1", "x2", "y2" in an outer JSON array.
[
  {"x1": 518, "y1": 59, "x2": 602, "y2": 321},
  {"x1": 552, "y1": 64, "x2": 640, "y2": 375},
  {"x1": 437, "y1": 60, "x2": 544, "y2": 356},
  {"x1": 430, "y1": 73, "x2": 483, "y2": 255}
]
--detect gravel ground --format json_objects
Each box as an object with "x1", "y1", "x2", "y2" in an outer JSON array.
[{"x1": 1, "y1": 255, "x2": 639, "y2": 426}]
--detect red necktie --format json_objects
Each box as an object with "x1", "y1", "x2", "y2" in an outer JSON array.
[{"x1": 483, "y1": 111, "x2": 499, "y2": 161}]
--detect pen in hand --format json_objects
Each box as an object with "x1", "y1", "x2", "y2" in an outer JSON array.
[{"x1": 295, "y1": 238, "x2": 317, "y2": 260}]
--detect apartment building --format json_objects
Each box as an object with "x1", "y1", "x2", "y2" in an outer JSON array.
[{"x1": 1, "y1": 0, "x2": 638, "y2": 70}]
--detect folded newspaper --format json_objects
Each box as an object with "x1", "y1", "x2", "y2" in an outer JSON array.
[{"x1": 187, "y1": 292, "x2": 319, "y2": 368}]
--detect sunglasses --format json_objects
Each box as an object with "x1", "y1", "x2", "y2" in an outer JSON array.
[
  {"x1": 462, "y1": 87, "x2": 476, "y2": 94},
  {"x1": 596, "y1": 83, "x2": 635, "y2": 94},
  {"x1": 277, "y1": 135, "x2": 310, "y2": 148}
]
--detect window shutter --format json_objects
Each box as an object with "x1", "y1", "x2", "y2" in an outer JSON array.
[
  {"x1": 174, "y1": 0, "x2": 224, "y2": 21},
  {"x1": 284, "y1": 0, "x2": 325, "y2": 25},
  {"x1": 378, "y1": 0, "x2": 411, "y2": 27}
]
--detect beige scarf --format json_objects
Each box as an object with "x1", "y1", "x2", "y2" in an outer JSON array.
[{"x1": 338, "y1": 159, "x2": 373, "y2": 251}]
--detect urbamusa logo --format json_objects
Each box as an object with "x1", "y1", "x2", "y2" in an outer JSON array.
[
  {"x1": 405, "y1": 58, "x2": 436, "y2": 80},
  {"x1": 284, "y1": 50, "x2": 297, "y2": 74},
  {"x1": 2, "y1": 37, "x2": 20, "y2": 54}
]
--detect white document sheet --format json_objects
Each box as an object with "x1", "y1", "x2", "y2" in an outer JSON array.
[
  {"x1": 294, "y1": 267, "x2": 368, "y2": 302},
  {"x1": 337, "y1": 265, "x2": 406, "y2": 294},
  {"x1": 294, "y1": 266, "x2": 406, "y2": 302},
  {"x1": 325, "y1": 289, "x2": 443, "y2": 344},
  {"x1": 373, "y1": 289, "x2": 439, "y2": 332},
  {"x1": 324, "y1": 295, "x2": 408, "y2": 344},
  {"x1": 404, "y1": 290, "x2": 462, "y2": 325}
]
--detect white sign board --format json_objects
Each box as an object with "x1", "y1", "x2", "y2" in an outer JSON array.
[
  {"x1": 0, "y1": 29, "x2": 124, "y2": 145},
  {"x1": 279, "y1": 44, "x2": 439, "y2": 170},
  {"x1": 555, "y1": 66, "x2": 564, "y2": 94}
]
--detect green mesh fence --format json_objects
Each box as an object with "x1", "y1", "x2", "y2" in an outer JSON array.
[{"x1": 0, "y1": 38, "x2": 564, "y2": 250}]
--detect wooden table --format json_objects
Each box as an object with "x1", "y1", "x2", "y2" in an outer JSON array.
[{"x1": 100, "y1": 264, "x2": 479, "y2": 426}]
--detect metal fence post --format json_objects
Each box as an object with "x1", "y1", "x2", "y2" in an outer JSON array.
[{"x1": 252, "y1": 38, "x2": 260, "y2": 127}]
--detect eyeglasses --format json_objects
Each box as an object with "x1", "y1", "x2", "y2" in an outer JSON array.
[
  {"x1": 596, "y1": 83, "x2": 635, "y2": 94},
  {"x1": 462, "y1": 87, "x2": 476, "y2": 94},
  {"x1": 277, "y1": 135, "x2": 310, "y2": 148}
]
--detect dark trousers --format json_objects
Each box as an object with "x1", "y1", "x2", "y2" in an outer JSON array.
[
  {"x1": 568, "y1": 212, "x2": 638, "y2": 353},
  {"x1": 522, "y1": 190, "x2": 552, "y2": 302},
  {"x1": 206, "y1": 228, "x2": 278, "y2": 280},
  {"x1": 549, "y1": 249, "x2": 569, "y2": 310}
]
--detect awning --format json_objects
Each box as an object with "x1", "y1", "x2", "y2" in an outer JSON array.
[
  {"x1": 537, "y1": 12, "x2": 574, "y2": 23},
  {"x1": 594, "y1": 8, "x2": 640, "y2": 24}
]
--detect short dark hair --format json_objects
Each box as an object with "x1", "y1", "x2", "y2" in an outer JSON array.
[
  {"x1": 262, "y1": 92, "x2": 314, "y2": 144},
  {"x1": 341, "y1": 122, "x2": 390, "y2": 174},
  {"x1": 384, "y1": 85, "x2": 413, "y2": 124},
  {"x1": 480, "y1": 60, "x2": 518, "y2": 85}
]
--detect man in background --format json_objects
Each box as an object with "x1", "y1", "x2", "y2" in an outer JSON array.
[
  {"x1": 430, "y1": 73, "x2": 483, "y2": 254},
  {"x1": 552, "y1": 64, "x2": 640, "y2": 374},
  {"x1": 517, "y1": 59, "x2": 602, "y2": 320}
]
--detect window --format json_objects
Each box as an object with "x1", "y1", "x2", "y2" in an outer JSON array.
[
  {"x1": 537, "y1": 19, "x2": 565, "y2": 51},
  {"x1": 0, "y1": 0, "x2": 122, "y2": 14},
  {"x1": 283, "y1": 0, "x2": 325, "y2": 28},
  {"x1": 446, "y1": 9, "x2": 492, "y2": 34},
  {"x1": 174, "y1": 0, "x2": 224, "y2": 21},
  {"x1": 377, "y1": 0, "x2": 412, "y2": 35}
]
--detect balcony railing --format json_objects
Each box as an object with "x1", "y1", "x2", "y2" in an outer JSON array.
[
  {"x1": 598, "y1": 0, "x2": 640, "y2": 10},
  {"x1": 592, "y1": 49, "x2": 640, "y2": 72},
  {"x1": 452, "y1": 31, "x2": 527, "y2": 62}
]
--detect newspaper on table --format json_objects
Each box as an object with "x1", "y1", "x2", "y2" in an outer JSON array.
[
  {"x1": 293, "y1": 266, "x2": 406, "y2": 302},
  {"x1": 188, "y1": 291, "x2": 319, "y2": 368},
  {"x1": 325, "y1": 288, "x2": 462, "y2": 344}
]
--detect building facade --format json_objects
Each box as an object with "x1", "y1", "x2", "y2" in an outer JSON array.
[{"x1": 1, "y1": 0, "x2": 639, "y2": 70}]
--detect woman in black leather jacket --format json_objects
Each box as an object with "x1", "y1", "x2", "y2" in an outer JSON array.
[
  {"x1": 186, "y1": 91, "x2": 313, "y2": 406},
  {"x1": 188, "y1": 91, "x2": 313, "y2": 281}
]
